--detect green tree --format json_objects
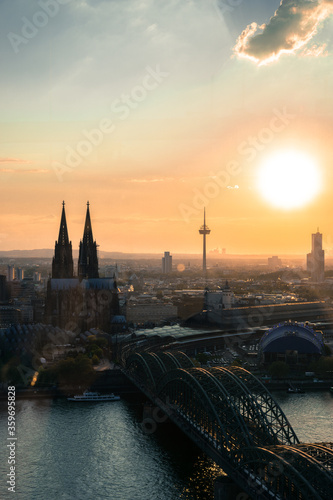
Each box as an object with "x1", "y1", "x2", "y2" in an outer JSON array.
[
  {"x1": 310, "y1": 357, "x2": 333, "y2": 377},
  {"x1": 92, "y1": 354, "x2": 99, "y2": 366},
  {"x1": 196, "y1": 353, "x2": 209, "y2": 365},
  {"x1": 52, "y1": 354, "x2": 96, "y2": 386},
  {"x1": 36, "y1": 366, "x2": 57, "y2": 387},
  {"x1": 268, "y1": 361, "x2": 289, "y2": 379},
  {"x1": 323, "y1": 344, "x2": 332, "y2": 356}
]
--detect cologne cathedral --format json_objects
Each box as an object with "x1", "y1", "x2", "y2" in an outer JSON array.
[{"x1": 45, "y1": 202, "x2": 119, "y2": 332}]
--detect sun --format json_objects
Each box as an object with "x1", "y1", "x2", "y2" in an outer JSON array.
[{"x1": 257, "y1": 150, "x2": 322, "y2": 210}]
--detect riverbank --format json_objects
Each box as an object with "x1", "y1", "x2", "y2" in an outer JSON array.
[
  {"x1": 1, "y1": 369, "x2": 332, "y2": 400},
  {"x1": 0, "y1": 369, "x2": 139, "y2": 400},
  {"x1": 260, "y1": 379, "x2": 333, "y2": 392}
]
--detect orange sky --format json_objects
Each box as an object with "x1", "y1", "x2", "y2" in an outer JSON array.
[{"x1": 1, "y1": 1, "x2": 333, "y2": 256}]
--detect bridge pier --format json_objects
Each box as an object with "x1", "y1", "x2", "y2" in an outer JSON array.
[{"x1": 214, "y1": 476, "x2": 245, "y2": 500}]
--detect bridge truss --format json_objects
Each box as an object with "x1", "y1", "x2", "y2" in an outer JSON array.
[{"x1": 126, "y1": 351, "x2": 333, "y2": 500}]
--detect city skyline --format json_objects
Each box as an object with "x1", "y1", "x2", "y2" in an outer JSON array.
[{"x1": 1, "y1": 1, "x2": 333, "y2": 255}]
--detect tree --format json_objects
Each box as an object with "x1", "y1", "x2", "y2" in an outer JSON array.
[
  {"x1": 268, "y1": 361, "x2": 289, "y2": 379},
  {"x1": 52, "y1": 354, "x2": 96, "y2": 386},
  {"x1": 92, "y1": 354, "x2": 99, "y2": 366},
  {"x1": 196, "y1": 353, "x2": 209, "y2": 365},
  {"x1": 323, "y1": 344, "x2": 332, "y2": 356},
  {"x1": 310, "y1": 357, "x2": 333, "y2": 377}
]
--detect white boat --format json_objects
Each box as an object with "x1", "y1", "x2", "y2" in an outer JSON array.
[
  {"x1": 287, "y1": 386, "x2": 304, "y2": 394},
  {"x1": 67, "y1": 391, "x2": 120, "y2": 402}
]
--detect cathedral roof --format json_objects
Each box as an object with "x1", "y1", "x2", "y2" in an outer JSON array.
[
  {"x1": 80, "y1": 278, "x2": 115, "y2": 289},
  {"x1": 50, "y1": 279, "x2": 79, "y2": 290},
  {"x1": 49, "y1": 278, "x2": 115, "y2": 290}
]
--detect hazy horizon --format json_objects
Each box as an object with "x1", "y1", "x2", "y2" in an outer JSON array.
[{"x1": 0, "y1": 247, "x2": 324, "y2": 261}]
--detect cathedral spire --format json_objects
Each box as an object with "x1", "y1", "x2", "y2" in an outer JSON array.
[
  {"x1": 58, "y1": 201, "x2": 70, "y2": 246},
  {"x1": 82, "y1": 201, "x2": 94, "y2": 245},
  {"x1": 78, "y1": 202, "x2": 99, "y2": 280},
  {"x1": 52, "y1": 201, "x2": 74, "y2": 278}
]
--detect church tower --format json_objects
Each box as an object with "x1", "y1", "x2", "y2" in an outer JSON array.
[
  {"x1": 78, "y1": 201, "x2": 99, "y2": 280},
  {"x1": 52, "y1": 201, "x2": 74, "y2": 279}
]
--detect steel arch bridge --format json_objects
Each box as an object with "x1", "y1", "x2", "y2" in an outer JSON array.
[{"x1": 125, "y1": 351, "x2": 333, "y2": 500}]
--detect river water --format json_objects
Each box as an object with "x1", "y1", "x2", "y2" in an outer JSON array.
[{"x1": 0, "y1": 391, "x2": 332, "y2": 500}]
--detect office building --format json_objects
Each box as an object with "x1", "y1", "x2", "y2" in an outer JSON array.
[
  {"x1": 162, "y1": 251, "x2": 172, "y2": 274},
  {"x1": 307, "y1": 230, "x2": 325, "y2": 282}
]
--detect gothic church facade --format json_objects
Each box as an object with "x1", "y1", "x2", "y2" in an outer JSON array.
[{"x1": 45, "y1": 202, "x2": 119, "y2": 332}]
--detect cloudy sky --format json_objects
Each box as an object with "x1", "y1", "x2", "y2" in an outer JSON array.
[{"x1": 1, "y1": 0, "x2": 333, "y2": 255}]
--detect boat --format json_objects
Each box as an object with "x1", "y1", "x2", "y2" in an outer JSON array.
[
  {"x1": 287, "y1": 386, "x2": 304, "y2": 394},
  {"x1": 67, "y1": 391, "x2": 120, "y2": 402}
]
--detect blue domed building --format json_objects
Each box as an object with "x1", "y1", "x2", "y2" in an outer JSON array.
[{"x1": 258, "y1": 321, "x2": 324, "y2": 367}]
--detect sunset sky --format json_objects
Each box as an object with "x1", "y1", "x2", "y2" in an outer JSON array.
[{"x1": 1, "y1": 0, "x2": 333, "y2": 255}]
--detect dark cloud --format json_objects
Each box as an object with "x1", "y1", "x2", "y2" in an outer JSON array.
[{"x1": 234, "y1": 0, "x2": 333, "y2": 64}]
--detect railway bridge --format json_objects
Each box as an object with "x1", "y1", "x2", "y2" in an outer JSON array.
[{"x1": 123, "y1": 350, "x2": 333, "y2": 499}]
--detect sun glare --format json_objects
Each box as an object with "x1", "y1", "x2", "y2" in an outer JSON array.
[{"x1": 257, "y1": 150, "x2": 321, "y2": 210}]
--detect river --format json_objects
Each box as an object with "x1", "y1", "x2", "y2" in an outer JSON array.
[{"x1": 0, "y1": 391, "x2": 332, "y2": 499}]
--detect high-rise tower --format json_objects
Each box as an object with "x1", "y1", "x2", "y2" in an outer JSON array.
[
  {"x1": 199, "y1": 208, "x2": 211, "y2": 274},
  {"x1": 52, "y1": 201, "x2": 74, "y2": 279},
  {"x1": 78, "y1": 201, "x2": 99, "y2": 280},
  {"x1": 307, "y1": 229, "x2": 325, "y2": 282},
  {"x1": 162, "y1": 251, "x2": 172, "y2": 273}
]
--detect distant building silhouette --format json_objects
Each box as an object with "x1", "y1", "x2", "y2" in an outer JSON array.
[
  {"x1": 0, "y1": 275, "x2": 8, "y2": 302},
  {"x1": 307, "y1": 230, "x2": 325, "y2": 282},
  {"x1": 205, "y1": 281, "x2": 235, "y2": 312},
  {"x1": 33, "y1": 272, "x2": 41, "y2": 282},
  {"x1": 0, "y1": 306, "x2": 21, "y2": 327},
  {"x1": 16, "y1": 268, "x2": 24, "y2": 281},
  {"x1": 162, "y1": 251, "x2": 172, "y2": 273},
  {"x1": 78, "y1": 201, "x2": 99, "y2": 280},
  {"x1": 7, "y1": 265, "x2": 15, "y2": 282},
  {"x1": 52, "y1": 201, "x2": 74, "y2": 279},
  {"x1": 268, "y1": 256, "x2": 282, "y2": 269}
]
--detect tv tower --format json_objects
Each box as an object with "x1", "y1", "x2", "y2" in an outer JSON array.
[{"x1": 199, "y1": 208, "x2": 211, "y2": 274}]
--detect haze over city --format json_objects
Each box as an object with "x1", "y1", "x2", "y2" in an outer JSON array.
[{"x1": 1, "y1": 0, "x2": 333, "y2": 255}]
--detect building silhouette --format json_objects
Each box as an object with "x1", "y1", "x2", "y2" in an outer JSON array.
[
  {"x1": 7, "y1": 265, "x2": 15, "y2": 282},
  {"x1": 52, "y1": 201, "x2": 74, "y2": 279},
  {"x1": 46, "y1": 202, "x2": 118, "y2": 332},
  {"x1": 199, "y1": 208, "x2": 210, "y2": 274},
  {"x1": 307, "y1": 230, "x2": 325, "y2": 282},
  {"x1": 162, "y1": 251, "x2": 172, "y2": 273},
  {"x1": 259, "y1": 322, "x2": 324, "y2": 369},
  {"x1": 16, "y1": 268, "x2": 24, "y2": 281},
  {"x1": 0, "y1": 275, "x2": 8, "y2": 302},
  {"x1": 268, "y1": 256, "x2": 282, "y2": 269},
  {"x1": 78, "y1": 201, "x2": 99, "y2": 280}
]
